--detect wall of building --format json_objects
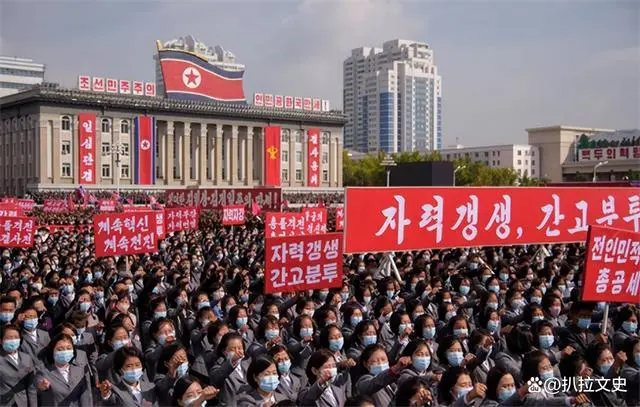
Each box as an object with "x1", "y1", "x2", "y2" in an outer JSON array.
[
  {"x1": 440, "y1": 144, "x2": 540, "y2": 178},
  {"x1": 0, "y1": 56, "x2": 45, "y2": 98}
]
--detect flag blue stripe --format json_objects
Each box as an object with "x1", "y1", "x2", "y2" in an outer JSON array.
[{"x1": 134, "y1": 117, "x2": 139, "y2": 184}]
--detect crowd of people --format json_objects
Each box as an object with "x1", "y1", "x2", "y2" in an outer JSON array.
[{"x1": 0, "y1": 206, "x2": 638, "y2": 407}]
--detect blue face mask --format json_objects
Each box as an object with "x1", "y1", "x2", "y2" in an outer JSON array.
[
  {"x1": 318, "y1": 291, "x2": 328, "y2": 301},
  {"x1": 500, "y1": 273, "x2": 509, "y2": 282},
  {"x1": 487, "y1": 320, "x2": 500, "y2": 333},
  {"x1": 623, "y1": 321, "x2": 638, "y2": 334},
  {"x1": 23, "y1": 318, "x2": 38, "y2": 331},
  {"x1": 595, "y1": 302, "x2": 606, "y2": 311},
  {"x1": 94, "y1": 272, "x2": 103, "y2": 280},
  {"x1": 459, "y1": 286, "x2": 470, "y2": 296},
  {"x1": 362, "y1": 335, "x2": 377, "y2": 346},
  {"x1": 540, "y1": 369, "x2": 554, "y2": 381},
  {"x1": 240, "y1": 294, "x2": 249, "y2": 303},
  {"x1": 351, "y1": 316, "x2": 363, "y2": 326},
  {"x1": 54, "y1": 350, "x2": 74, "y2": 365},
  {"x1": 447, "y1": 351, "x2": 464, "y2": 366},
  {"x1": 482, "y1": 275, "x2": 491, "y2": 283},
  {"x1": 176, "y1": 361, "x2": 189, "y2": 378},
  {"x1": 386, "y1": 291, "x2": 395, "y2": 299},
  {"x1": 198, "y1": 301, "x2": 210, "y2": 310},
  {"x1": 154, "y1": 311, "x2": 167, "y2": 319},
  {"x1": 635, "y1": 353, "x2": 640, "y2": 367},
  {"x1": 423, "y1": 327, "x2": 436, "y2": 339},
  {"x1": 123, "y1": 368, "x2": 143, "y2": 383},
  {"x1": 412, "y1": 356, "x2": 430, "y2": 371},
  {"x1": 453, "y1": 328, "x2": 468, "y2": 338},
  {"x1": 329, "y1": 338, "x2": 344, "y2": 352},
  {"x1": 456, "y1": 386, "x2": 473, "y2": 400},
  {"x1": 532, "y1": 315, "x2": 544, "y2": 323},
  {"x1": 445, "y1": 311, "x2": 456, "y2": 321},
  {"x1": 341, "y1": 292, "x2": 350, "y2": 302},
  {"x1": 236, "y1": 317, "x2": 248, "y2": 328},
  {"x1": 48, "y1": 296, "x2": 59, "y2": 306},
  {"x1": 79, "y1": 302, "x2": 91, "y2": 313},
  {"x1": 112, "y1": 340, "x2": 128, "y2": 350},
  {"x1": 300, "y1": 327, "x2": 313, "y2": 338},
  {"x1": 2, "y1": 338, "x2": 20, "y2": 352},
  {"x1": 0, "y1": 312, "x2": 14, "y2": 323},
  {"x1": 530, "y1": 296, "x2": 542, "y2": 305},
  {"x1": 498, "y1": 387, "x2": 516, "y2": 402},
  {"x1": 278, "y1": 359, "x2": 291, "y2": 374},
  {"x1": 599, "y1": 362, "x2": 613, "y2": 376},
  {"x1": 399, "y1": 323, "x2": 411, "y2": 334},
  {"x1": 259, "y1": 375, "x2": 280, "y2": 392},
  {"x1": 369, "y1": 362, "x2": 389, "y2": 376},
  {"x1": 265, "y1": 329, "x2": 280, "y2": 341},
  {"x1": 539, "y1": 335, "x2": 554, "y2": 349},
  {"x1": 488, "y1": 285, "x2": 500, "y2": 294},
  {"x1": 486, "y1": 302, "x2": 499, "y2": 311},
  {"x1": 577, "y1": 318, "x2": 591, "y2": 330}
]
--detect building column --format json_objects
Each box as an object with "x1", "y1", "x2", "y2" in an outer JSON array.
[
  {"x1": 245, "y1": 129, "x2": 253, "y2": 186},
  {"x1": 231, "y1": 125, "x2": 239, "y2": 185},
  {"x1": 329, "y1": 136, "x2": 336, "y2": 187},
  {"x1": 72, "y1": 118, "x2": 79, "y2": 183},
  {"x1": 288, "y1": 130, "x2": 295, "y2": 187},
  {"x1": 52, "y1": 120, "x2": 61, "y2": 184},
  {"x1": 38, "y1": 120, "x2": 48, "y2": 183},
  {"x1": 181, "y1": 122, "x2": 191, "y2": 185},
  {"x1": 198, "y1": 123, "x2": 207, "y2": 184},
  {"x1": 238, "y1": 128, "x2": 246, "y2": 182},
  {"x1": 337, "y1": 138, "x2": 344, "y2": 187},
  {"x1": 165, "y1": 121, "x2": 174, "y2": 185},
  {"x1": 157, "y1": 121, "x2": 166, "y2": 180},
  {"x1": 214, "y1": 125, "x2": 223, "y2": 184},
  {"x1": 254, "y1": 127, "x2": 264, "y2": 185}
]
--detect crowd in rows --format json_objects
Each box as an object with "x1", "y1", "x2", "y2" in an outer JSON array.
[{"x1": 0, "y1": 219, "x2": 638, "y2": 406}]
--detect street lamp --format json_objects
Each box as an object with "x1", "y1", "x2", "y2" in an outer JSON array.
[
  {"x1": 453, "y1": 165, "x2": 466, "y2": 187},
  {"x1": 592, "y1": 160, "x2": 608, "y2": 183},
  {"x1": 111, "y1": 141, "x2": 126, "y2": 195},
  {"x1": 381, "y1": 154, "x2": 397, "y2": 187}
]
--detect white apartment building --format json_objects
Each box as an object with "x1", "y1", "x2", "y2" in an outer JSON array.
[
  {"x1": 0, "y1": 56, "x2": 45, "y2": 97},
  {"x1": 440, "y1": 144, "x2": 540, "y2": 178},
  {"x1": 154, "y1": 35, "x2": 245, "y2": 95},
  {"x1": 343, "y1": 39, "x2": 443, "y2": 154}
]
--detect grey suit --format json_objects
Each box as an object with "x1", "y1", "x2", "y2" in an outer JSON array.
[
  {"x1": 19, "y1": 329, "x2": 50, "y2": 363},
  {"x1": 0, "y1": 351, "x2": 37, "y2": 407},
  {"x1": 100, "y1": 378, "x2": 158, "y2": 407},
  {"x1": 620, "y1": 365, "x2": 639, "y2": 407},
  {"x1": 35, "y1": 363, "x2": 93, "y2": 407},
  {"x1": 237, "y1": 388, "x2": 291, "y2": 407},
  {"x1": 209, "y1": 358, "x2": 251, "y2": 407},
  {"x1": 355, "y1": 370, "x2": 397, "y2": 407},
  {"x1": 298, "y1": 372, "x2": 350, "y2": 407},
  {"x1": 275, "y1": 372, "x2": 302, "y2": 403},
  {"x1": 493, "y1": 350, "x2": 522, "y2": 383}
]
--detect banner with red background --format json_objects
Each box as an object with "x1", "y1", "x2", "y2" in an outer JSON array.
[
  {"x1": 93, "y1": 212, "x2": 157, "y2": 257},
  {"x1": 302, "y1": 207, "x2": 327, "y2": 234},
  {"x1": 0, "y1": 216, "x2": 35, "y2": 248},
  {"x1": 307, "y1": 128, "x2": 320, "y2": 187},
  {"x1": 165, "y1": 207, "x2": 199, "y2": 234},
  {"x1": 264, "y1": 126, "x2": 281, "y2": 186},
  {"x1": 222, "y1": 205, "x2": 246, "y2": 226},
  {"x1": 165, "y1": 188, "x2": 281, "y2": 211},
  {"x1": 78, "y1": 113, "x2": 97, "y2": 184}
]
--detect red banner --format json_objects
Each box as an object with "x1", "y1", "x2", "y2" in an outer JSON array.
[
  {"x1": 222, "y1": 205, "x2": 246, "y2": 226},
  {"x1": 302, "y1": 207, "x2": 327, "y2": 234},
  {"x1": 0, "y1": 198, "x2": 17, "y2": 205},
  {"x1": 154, "y1": 210, "x2": 165, "y2": 239},
  {"x1": 0, "y1": 217, "x2": 35, "y2": 248},
  {"x1": 78, "y1": 113, "x2": 97, "y2": 184},
  {"x1": 335, "y1": 205, "x2": 344, "y2": 231},
  {"x1": 165, "y1": 207, "x2": 199, "y2": 234},
  {"x1": 17, "y1": 199, "x2": 35, "y2": 212},
  {"x1": 0, "y1": 202, "x2": 22, "y2": 217},
  {"x1": 582, "y1": 225, "x2": 640, "y2": 303},
  {"x1": 165, "y1": 188, "x2": 281, "y2": 211},
  {"x1": 344, "y1": 187, "x2": 640, "y2": 253},
  {"x1": 266, "y1": 212, "x2": 305, "y2": 237},
  {"x1": 265, "y1": 232, "x2": 343, "y2": 294},
  {"x1": 134, "y1": 116, "x2": 156, "y2": 185},
  {"x1": 307, "y1": 128, "x2": 320, "y2": 187},
  {"x1": 98, "y1": 200, "x2": 117, "y2": 212},
  {"x1": 264, "y1": 126, "x2": 281, "y2": 186},
  {"x1": 43, "y1": 200, "x2": 70, "y2": 213},
  {"x1": 93, "y1": 212, "x2": 157, "y2": 257}
]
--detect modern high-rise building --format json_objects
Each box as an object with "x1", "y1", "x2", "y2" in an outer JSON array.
[
  {"x1": 343, "y1": 39, "x2": 443, "y2": 154},
  {"x1": 0, "y1": 56, "x2": 45, "y2": 97}
]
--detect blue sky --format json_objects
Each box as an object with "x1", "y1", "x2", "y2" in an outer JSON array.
[{"x1": 1, "y1": 0, "x2": 638, "y2": 146}]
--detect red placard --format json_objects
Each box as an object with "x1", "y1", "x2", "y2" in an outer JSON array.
[
  {"x1": 134, "y1": 116, "x2": 156, "y2": 185},
  {"x1": 307, "y1": 128, "x2": 320, "y2": 187},
  {"x1": 222, "y1": 205, "x2": 246, "y2": 225},
  {"x1": 154, "y1": 210, "x2": 165, "y2": 239},
  {"x1": 17, "y1": 199, "x2": 35, "y2": 211},
  {"x1": 43, "y1": 200, "x2": 69, "y2": 213},
  {"x1": 98, "y1": 199, "x2": 117, "y2": 212},
  {"x1": 165, "y1": 207, "x2": 199, "y2": 234},
  {"x1": 265, "y1": 232, "x2": 343, "y2": 294},
  {"x1": 265, "y1": 212, "x2": 305, "y2": 237},
  {"x1": 0, "y1": 207, "x2": 22, "y2": 217},
  {"x1": 335, "y1": 205, "x2": 344, "y2": 231},
  {"x1": 582, "y1": 225, "x2": 640, "y2": 303},
  {"x1": 78, "y1": 113, "x2": 96, "y2": 184},
  {"x1": 93, "y1": 212, "x2": 157, "y2": 257},
  {"x1": 302, "y1": 207, "x2": 327, "y2": 234},
  {"x1": 0, "y1": 216, "x2": 35, "y2": 248},
  {"x1": 0, "y1": 198, "x2": 17, "y2": 205},
  {"x1": 165, "y1": 188, "x2": 282, "y2": 211},
  {"x1": 344, "y1": 187, "x2": 640, "y2": 253},
  {"x1": 264, "y1": 126, "x2": 281, "y2": 186}
]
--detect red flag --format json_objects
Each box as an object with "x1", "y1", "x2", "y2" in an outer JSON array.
[
  {"x1": 67, "y1": 194, "x2": 75, "y2": 210},
  {"x1": 264, "y1": 126, "x2": 281, "y2": 186},
  {"x1": 252, "y1": 200, "x2": 261, "y2": 216}
]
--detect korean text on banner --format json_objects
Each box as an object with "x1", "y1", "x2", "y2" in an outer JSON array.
[
  {"x1": 222, "y1": 205, "x2": 246, "y2": 226},
  {"x1": 93, "y1": 212, "x2": 157, "y2": 257},
  {"x1": 302, "y1": 207, "x2": 327, "y2": 234},
  {"x1": 165, "y1": 207, "x2": 199, "y2": 234},
  {"x1": 264, "y1": 126, "x2": 281, "y2": 186},
  {"x1": 134, "y1": 116, "x2": 156, "y2": 185},
  {"x1": 265, "y1": 233, "x2": 343, "y2": 294},
  {"x1": 265, "y1": 212, "x2": 305, "y2": 237},
  {"x1": 165, "y1": 188, "x2": 282, "y2": 211},
  {"x1": 307, "y1": 128, "x2": 320, "y2": 187},
  {"x1": 344, "y1": 187, "x2": 640, "y2": 253},
  {"x1": 43, "y1": 200, "x2": 69, "y2": 213},
  {"x1": 581, "y1": 225, "x2": 640, "y2": 303},
  {"x1": 17, "y1": 199, "x2": 35, "y2": 211},
  {"x1": 335, "y1": 205, "x2": 344, "y2": 231},
  {"x1": 98, "y1": 200, "x2": 117, "y2": 212},
  {"x1": 154, "y1": 210, "x2": 165, "y2": 239},
  {"x1": 78, "y1": 113, "x2": 97, "y2": 184},
  {"x1": 0, "y1": 217, "x2": 35, "y2": 248},
  {"x1": 0, "y1": 202, "x2": 22, "y2": 218}
]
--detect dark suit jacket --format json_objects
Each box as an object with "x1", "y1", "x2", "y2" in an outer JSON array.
[
  {"x1": 0, "y1": 351, "x2": 37, "y2": 407},
  {"x1": 35, "y1": 363, "x2": 93, "y2": 407}
]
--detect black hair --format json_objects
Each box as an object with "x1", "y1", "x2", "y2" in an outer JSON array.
[
  {"x1": 437, "y1": 335, "x2": 463, "y2": 365},
  {"x1": 438, "y1": 366, "x2": 472, "y2": 405},
  {"x1": 395, "y1": 376, "x2": 431, "y2": 407},
  {"x1": 505, "y1": 325, "x2": 532, "y2": 355},
  {"x1": 623, "y1": 337, "x2": 640, "y2": 368},
  {"x1": 113, "y1": 346, "x2": 144, "y2": 373},
  {"x1": 215, "y1": 332, "x2": 244, "y2": 359},
  {"x1": 44, "y1": 333, "x2": 76, "y2": 366},
  {"x1": 306, "y1": 349, "x2": 335, "y2": 384},
  {"x1": 521, "y1": 350, "x2": 549, "y2": 383},
  {"x1": 247, "y1": 355, "x2": 275, "y2": 389},
  {"x1": 485, "y1": 365, "x2": 515, "y2": 401},
  {"x1": 318, "y1": 323, "x2": 342, "y2": 350},
  {"x1": 156, "y1": 342, "x2": 187, "y2": 376}
]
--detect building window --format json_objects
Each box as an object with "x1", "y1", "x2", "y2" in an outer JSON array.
[
  {"x1": 295, "y1": 169, "x2": 302, "y2": 181},
  {"x1": 61, "y1": 163, "x2": 71, "y2": 177},
  {"x1": 61, "y1": 116, "x2": 71, "y2": 131},
  {"x1": 517, "y1": 160, "x2": 522, "y2": 165},
  {"x1": 322, "y1": 151, "x2": 329, "y2": 164},
  {"x1": 492, "y1": 160, "x2": 495, "y2": 166},
  {"x1": 61, "y1": 140, "x2": 71, "y2": 155},
  {"x1": 531, "y1": 151, "x2": 535, "y2": 157},
  {"x1": 282, "y1": 169, "x2": 289, "y2": 181},
  {"x1": 322, "y1": 170, "x2": 328, "y2": 181},
  {"x1": 282, "y1": 150, "x2": 289, "y2": 162},
  {"x1": 101, "y1": 119, "x2": 111, "y2": 133},
  {"x1": 474, "y1": 152, "x2": 479, "y2": 158},
  {"x1": 532, "y1": 160, "x2": 536, "y2": 165},
  {"x1": 120, "y1": 120, "x2": 129, "y2": 134},
  {"x1": 121, "y1": 164, "x2": 130, "y2": 178},
  {"x1": 101, "y1": 143, "x2": 111, "y2": 156},
  {"x1": 532, "y1": 169, "x2": 536, "y2": 175},
  {"x1": 525, "y1": 160, "x2": 528, "y2": 165},
  {"x1": 102, "y1": 164, "x2": 111, "y2": 178},
  {"x1": 280, "y1": 130, "x2": 290, "y2": 143},
  {"x1": 484, "y1": 152, "x2": 489, "y2": 157},
  {"x1": 497, "y1": 151, "x2": 500, "y2": 157},
  {"x1": 121, "y1": 143, "x2": 130, "y2": 156},
  {"x1": 517, "y1": 150, "x2": 522, "y2": 156},
  {"x1": 321, "y1": 132, "x2": 330, "y2": 144},
  {"x1": 295, "y1": 151, "x2": 302, "y2": 163}
]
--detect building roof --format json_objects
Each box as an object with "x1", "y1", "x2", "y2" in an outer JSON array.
[
  {"x1": 587, "y1": 129, "x2": 640, "y2": 142},
  {"x1": 525, "y1": 125, "x2": 614, "y2": 133},
  {"x1": 0, "y1": 83, "x2": 348, "y2": 125}
]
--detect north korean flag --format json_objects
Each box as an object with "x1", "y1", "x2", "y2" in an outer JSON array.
[
  {"x1": 157, "y1": 49, "x2": 246, "y2": 103},
  {"x1": 134, "y1": 116, "x2": 156, "y2": 185}
]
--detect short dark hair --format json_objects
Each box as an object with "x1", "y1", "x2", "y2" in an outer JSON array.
[
  {"x1": 396, "y1": 376, "x2": 431, "y2": 406},
  {"x1": 44, "y1": 333, "x2": 76, "y2": 366},
  {"x1": 485, "y1": 366, "x2": 514, "y2": 401},
  {"x1": 305, "y1": 349, "x2": 335, "y2": 384},
  {"x1": 156, "y1": 342, "x2": 187, "y2": 375},
  {"x1": 521, "y1": 350, "x2": 548, "y2": 383},
  {"x1": 113, "y1": 346, "x2": 144, "y2": 373},
  {"x1": 247, "y1": 355, "x2": 275, "y2": 389},
  {"x1": 438, "y1": 366, "x2": 472, "y2": 405},
  {"x1": 215, "y1": 332, "x2": 243, "y2": 359}
]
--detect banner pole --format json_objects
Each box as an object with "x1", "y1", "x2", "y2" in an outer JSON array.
[{"x1": 601, "y1": 303, "x2": 610, "y2": 334}]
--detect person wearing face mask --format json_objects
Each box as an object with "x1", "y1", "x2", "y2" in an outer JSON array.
[
  {"x1": 437, "y1": 366, "x2": 486, "y2": 407},
  {"x1": 347, "y1": 321, "x2": 379, "y2": 362},
  {"x1": 620, "y1": 337, "x2": 640, "y2": 407},
  {"x1": 501, "y1": 289, "x2": 526, "y2": 326},
  {"x1": 397, "y1": 340, "x2": 440, "y2": 391},
  {"x1": 154, "y1": 343, "x2": 190, "y2": 403},
  {"x1": 355, "y1": 344, "x2": 411, "y2": 407},
  {"x1": 299, "y1": 349, "x2": 350, "y2": 407},
  {"x1": 269, "y1": 345, "x2": 303, "y2": 401},
  {"x1": 172, "y1": 377, "x2": 219, "y2": 407},
  {"x1": 145, "y1": 319, "x2": 177, "y2": 381},
  {"x1": 341, "y1": 305, "x2": 364, "y2": 344},
  {"x1": 97, "y1": 325, "x2": 133, "y2": 383},
  {"x1": 532, "y1": 320, "x2": 563, "y2": 376},
  {"x1": 542, "y1": 294, "x2": 567, "y2": 330},
  {"x1": 612, "y1": 305, "x2": 638, "y2": 353},
  {"x1": 229, "y1": 305, "x2": 255, "y2": 347},
  {"x1": 388, "y1": 312, "x2": 415, "y2": 360},
  {"x1": 583, "y1": 342, "x2": 628, "y2": 407},
  {"x1": 19, "y1": 305, "x2": 51, "y2": 363},
  {"x1": 209, "y1": 332, "x2": 251, "y2": 406},
  {"x1": 237, "y1": 355, "x2": 289, "y2": 406},
  {"x1": 286, "y1": 315, "x2": 316, "y2": 372},
  {"x1": 557, "y1": 302, "x2": 600, "y2": 356},
  {"x1": 247, "y1": 315, "x2": 282, "y2": 359},
  {"x1": 0, "y1": 296, "x2": 17, "y2": 326},
  {"x1": 494, "y1": 326, "x2": 532, "y2": 384},
  {"x1": 98, "y1": 346, "x2": 157, "y2": 406},
  {"x1": 0, "y1": 324, "x2": 38, "y2": 407},
  {"x1": 481, "y1": 366, "x2": 522, "y2": 407}
]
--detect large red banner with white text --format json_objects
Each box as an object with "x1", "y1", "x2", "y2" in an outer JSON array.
[
  {"x1": 335, "y1": 205, "x2": 344, "y2": 231},
  {"x1": 43, "y1": 200, "x2": 70, "y2": 213},
  {"x1": 581, "y1": 225, "x2": 640, "y2": 303},
  {"x1": 265, "y1": 232, "x2": 343, "y2": 293},
  {"x1": 307, "y1": 128, "x2": 320, "y2": 187},
  {"x1": 222, "y1": 205, "x2": 246, "y2": 226},
  {"x1": 134, "y1": 116, "x2": 156, "y2": 185},
  {"x1": 17, "y1": 199, "x2": 35, "y2": 212},
  {"x1": 93, "y1": 212, "x2": 157, "y2": 257},
  {"x1": 78, "y1": 113, "x2": 97, "y2": 184},
  {"x1": 98, "y1": 200, "x2": 117, "y2": 212},
  {"x1": 345, "y1": 187, "x2": 640, "y2": 253},
  {"x1": 265, "y1": 212, "x2": 305, "y2": 237},
  {"x1": 165, "y1": 207, "x2": 199, "y2": 234},
  {"x1": 0, "y1": 217, "x2": 35, "y2": 248},
  {"x1": 302, "y1": 207, "x2": 327, "y2": 234},
  {"x1": 165, "y1": 188, "x2": 281, "y2": 211}
]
